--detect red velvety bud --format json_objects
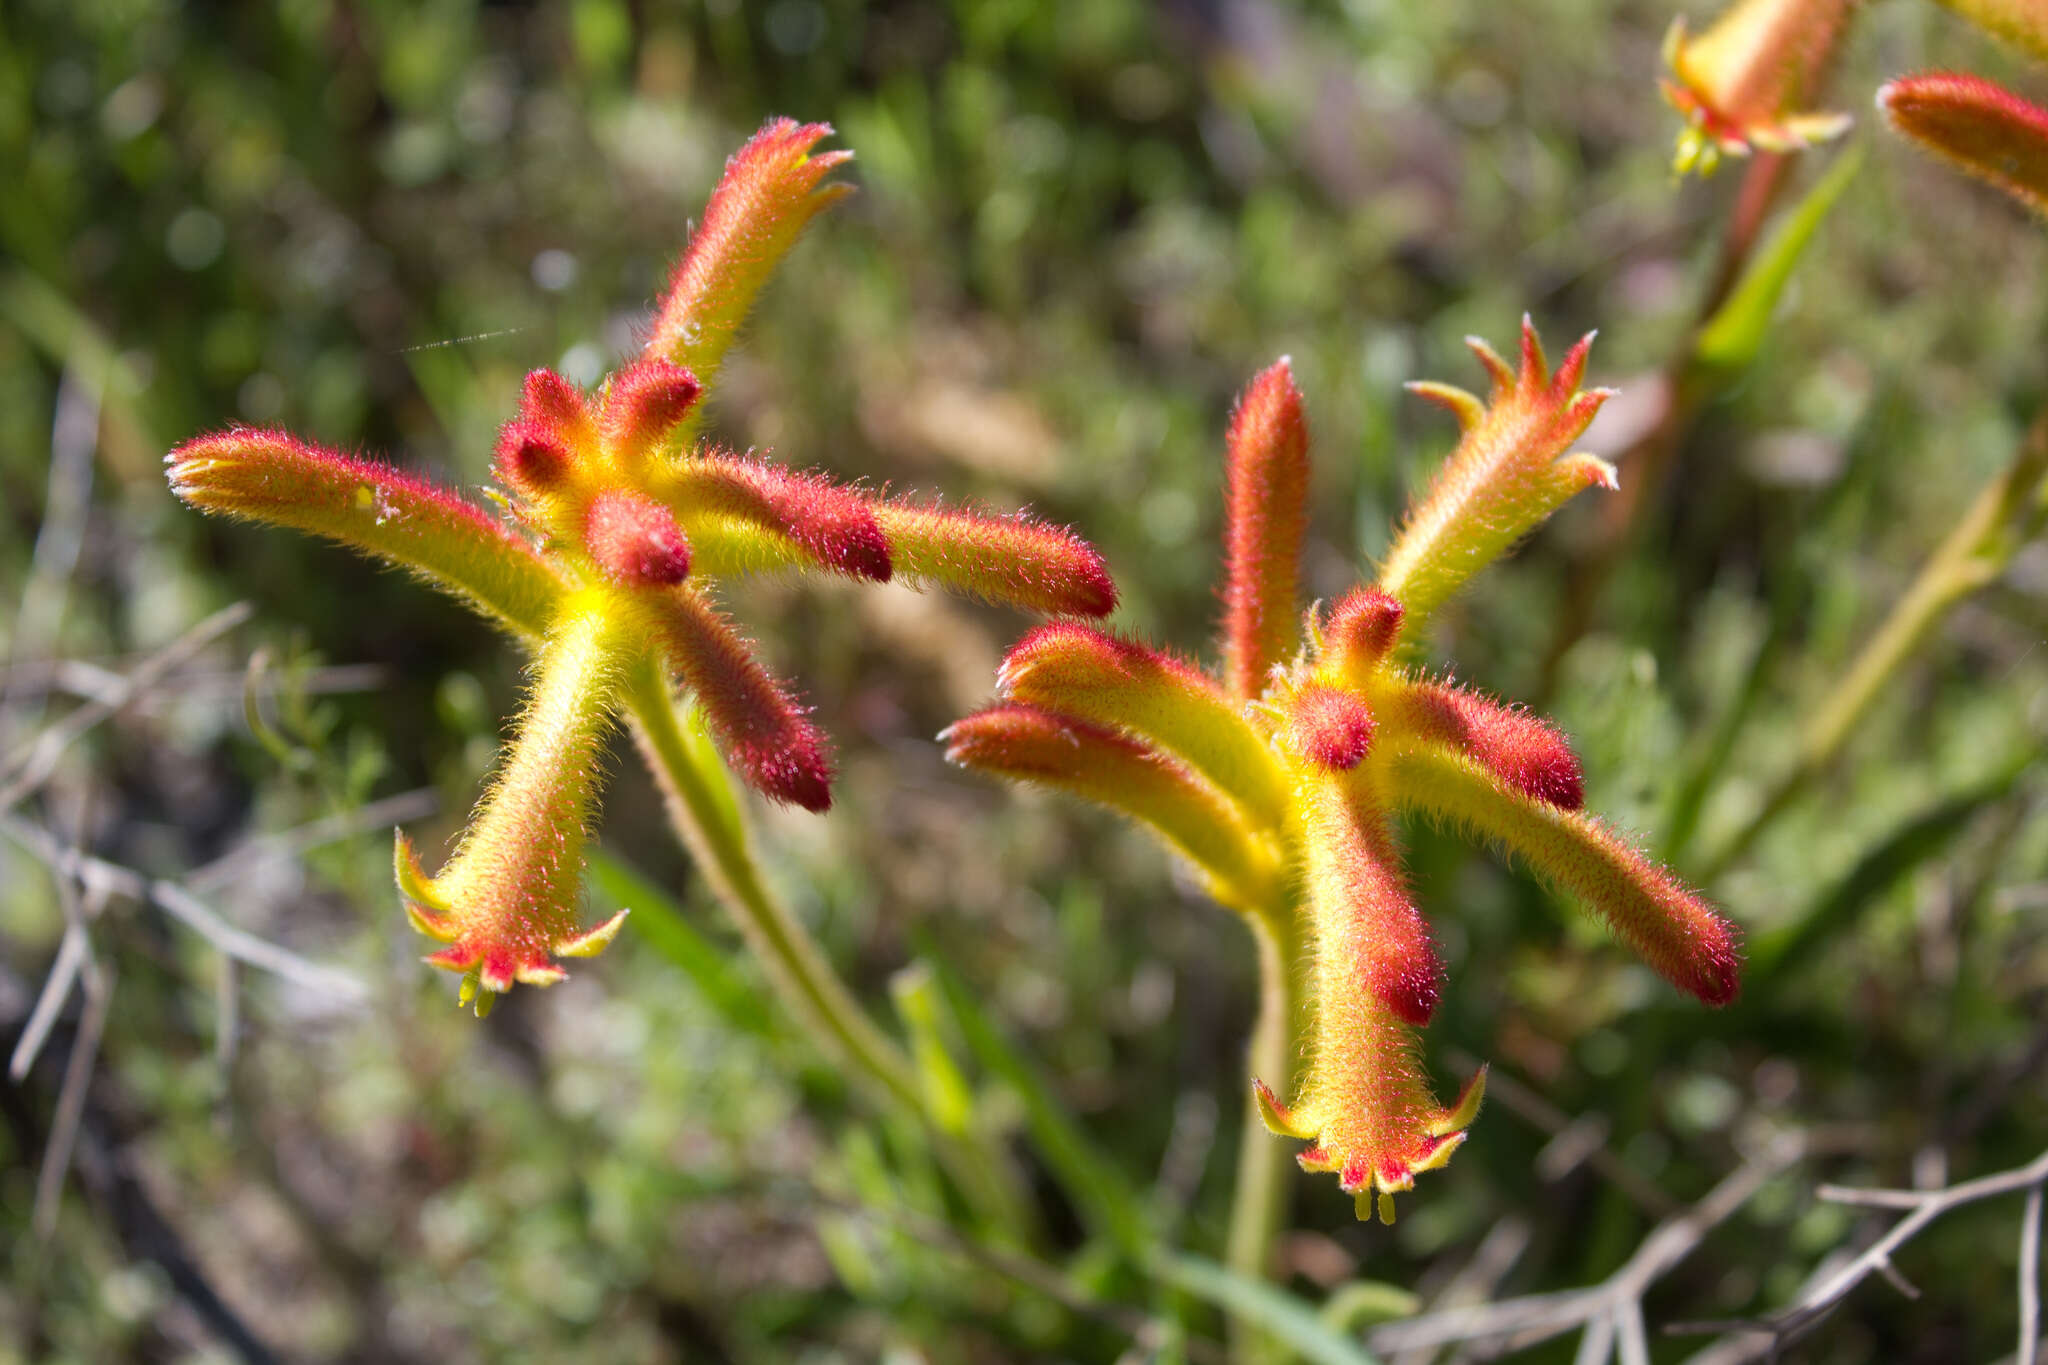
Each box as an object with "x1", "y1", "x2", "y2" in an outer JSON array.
[
  {"x1": 494, "y1": 419, "x2": 573, "y2": 495},
  {"x1": 1284, "y1": 682, "x2": 1375, "y2": 770},
  {"x1": 1323, "y1": 588, "x2": 1405, "y2": 676},
  {"x1": 601, "y1": 357, "x2": 702, "y2": 458},
  {"x1": 874, "y1": 501, "x2": 1117, "y2": 617},
  {"x1": 1398, "y1": 680, "x2": 1584, "y2": 810},
  {"x1": 658, "y1": 589, "x2": 834, "y2": 811},
  {"x1": 520, "y1": 368, "x2": 595, "y2": 442},
  {"x1": 584, "y1": 488, "x2": 692, "y2": 586},
  {"x1": 1297, "y1": 768, "x2": 1441, "y2": 1026},
  {"x1": 1220, "y1": 358, "x2": 1310, "y2": 699},
  {"x1": 1880, "y1": 71, "x2": 2048, "y2": 220},
  {"x1": 669, "y1": 454, "x2": 892, "y2": 581}
]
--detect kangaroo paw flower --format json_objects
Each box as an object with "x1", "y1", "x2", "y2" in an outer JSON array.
[
  {"x1": 1661, "y1": 0, "x2": 1856, "y2": 176},
  {"x1": 876, "y1": 500, "x2": 1117, "y2": 617},
  {"x1": 167, "y1": 429, "x2": 565, "y2": 641},
  {"x1": 1257, "y1": 1057, "x2": 1486, "y2": 1225},
  {"x1": 169, "y1": 119, "x2": 1118, "y2": 1010},
  {"x1": 958, "y1": 340, "x2": 1737, "y2": 1217}
]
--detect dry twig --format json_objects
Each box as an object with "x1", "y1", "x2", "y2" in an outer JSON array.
[
  {"x1": 1365, "y1": 1127, "x2": 1816, "y2": 1363},
  {"x1": 1674, "y1": 1146, "x2": 2048, "y2": 1362}
]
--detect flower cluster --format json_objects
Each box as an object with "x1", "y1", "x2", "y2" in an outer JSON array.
[
  {"x1": 946, "y1": 325, "x2": 1742, "y2": 1220},
  {"x1": 169, "y1": 120, "x2": 1114, "y2": 1011}
]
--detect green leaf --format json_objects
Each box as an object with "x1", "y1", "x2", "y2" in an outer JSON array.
[
  {"x1": 1693, "y1": 143, "x2": 1864, "y2": 378},
  {"x1": 1319, "y1": 1280, "x2": 1421, "y2": 1332},
  {"x1": 926, "y1": 954, "x2": 1154, "y2": 1259},
  {"x1": 1153, "y1": 1254, "x2": 1386, "y2": 1365},
  {"x1": 890, "y1": 962, "x2": 978, "y2": 1137},
  {"x1": 1749, "y1": 757, "x2": 2033, "y2": 988},
  {"x1": 585, "y1": 847, "x2": 775, "y2": 1039}
]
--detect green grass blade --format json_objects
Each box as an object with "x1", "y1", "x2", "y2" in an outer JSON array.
[
  {"x1": 1693, "y1": 144, "x2": 1864, "y2": 378},
  {"x1": 927, "y1": 954, "x2": 1154, "y2": 1258},
  {"x1": 1154, "y1": 1253, "x2": 1385, "y2": 1365},
  {"x1": 586, "y1": 846, "x2": 775, "y2": 1038}
]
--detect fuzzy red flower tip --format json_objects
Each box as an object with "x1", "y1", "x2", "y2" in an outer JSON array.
[
  {"x1": 1284, "y1": 682, "x2": 1376, "y2": 771},
  {"x1": 1322, "y1": 587, "x2": 1405, "y2": 677},
  {"x1": 520, "y1": 368, "x2": 596, "y2": 443},
  {"x1": 1401, "y1": 681, "x2": 1585, "y2": 810},
  {"x1": 1879, "y1": 72, "x2": 2048, "y2": 220},
  {"x1": 672, "y1": 455, "x2": 893, "y2": 582},
  {"x1": 601, "y1": 357, "x2": 703, "y2": 460},
  {"x1": 649, "y1": 119, "x2": 854, "y2": 381},
  {"x1": 658, "y1": 589, "x2": 835, "y2": 812},
  {"x1": 494, "y1": 418, "x2": 574, "y2": 496},
  {"x1": 876, "y1": 502, "x2": 1117, "y2": 617},
  {"x1": 584, "y1": 488, "x2": 693, "y2": 586},
  {"x1": 1221, "y1": 357, "x2": 1310, "y2": 699}
]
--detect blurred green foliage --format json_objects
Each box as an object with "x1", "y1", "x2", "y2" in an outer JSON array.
[{"x1": 2, "y1": 1, "x2": 2046, "y2": 1362}]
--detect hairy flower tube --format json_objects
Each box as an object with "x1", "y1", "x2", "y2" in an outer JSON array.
[
  {"x1": 168, "y1": 120, "x2": 1114, "y2": 1012},
  {"x1": 1661, "y1": 0, "x2": 1856, "y2": 175},
  {"x1": 1880, "y1": 71, "x2": 2048, "y2": 220},
  {"x1": 946, "y1": 326, "x2": 1741, "y2": 1221}
]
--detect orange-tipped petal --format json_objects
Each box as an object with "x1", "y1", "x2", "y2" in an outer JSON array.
[
  {"x1": 998, "y1": 623, "x2": 1285, "y2": 826},
  {"x1": 1389, "y1": 744, "x2": 1742, "y2": 1006},
  {"x1": 1376, "y1": 322, "x2": 1614, "y2": 643},
  {"x1": 583, "y1": 488, "x2": 693, "y2": 586},
  {"x1": 1220, "y1": 359, "x2": 1310, "y2": 699},
  {"x1": 662, "y1": 453, "x2": 892, "y2": 582},
  {"x1": 656, "y1": 587, "x2": 834, "y2": 811},
  {"x1": 875, "y1": 499, "x2": 1116, "y2": 617},
  {"x1": 1880, "y1": 72, "x2": 2048, "y2": 220},
  {"x1": 942, "y1": 704, "x2": 1284, "y2": 913},
  {"x1": 647, "y1": 119, "x2": 854, "y2": 387},
  {"x1": 166, "y1": 429, "x2": 566, "y2": 641},
  {"x1": 1394, "y1": 680, "x2": 1584, "y2": 810}
]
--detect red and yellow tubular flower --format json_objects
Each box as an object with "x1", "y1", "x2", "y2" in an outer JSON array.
[
  {"x1": 1660, "y1": 0, "x2": 1856, "y2": 176},
  {"x1": 1879, "y1": 72, "x2": 2048, "y2": 221},
  {"x1": 950, "y1": 325, "x2": 1741, "y2": 1220},
  {"x1": 1378, "y1": 320, "x2": 1616, "y2": 646},
  {"x1": 167, "y1": 119, "x2": 1113, "y2": 1011}
]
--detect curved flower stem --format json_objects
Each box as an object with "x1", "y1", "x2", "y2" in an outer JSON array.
[
  {"x1": 620, "y1": 659, "x2": 1034, "y2": 1240},
  {"x1": 1226, "y1": 899, "x2": 1310, "y2": 1358},
  {"x1": 1703, "y1": 411, "x2": 2048, "y2": 880}
]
